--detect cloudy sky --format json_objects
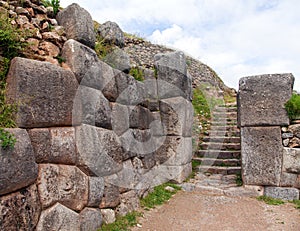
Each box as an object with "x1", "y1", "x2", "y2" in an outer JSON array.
[{"x1": 60, "y1": 0, "x2": 300, "y2": 90}]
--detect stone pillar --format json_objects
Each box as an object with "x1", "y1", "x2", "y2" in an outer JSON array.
[{"x1": 238, "y1": 73, "x2": 295, "y2": 189}]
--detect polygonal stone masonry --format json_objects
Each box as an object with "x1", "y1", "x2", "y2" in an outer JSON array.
[
  {"x1": 37, "y1": 164, "x2": 88, "y2": 211},
  {"x1": 0, "y1": 128, "x2": 38, "y2": 195}
]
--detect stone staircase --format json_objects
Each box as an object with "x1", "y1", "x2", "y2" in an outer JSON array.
[{"x1": 193, "y1": 103, "x2": 241, "y2": 175}]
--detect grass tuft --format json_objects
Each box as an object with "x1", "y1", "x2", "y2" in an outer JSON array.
[
  {"x1": 291, "y1": 199, "x2": 300, "y2": 210},
  {"x1": 257, "y1": 196, "x2": 285, "y2": 205},
  {"x1": 99, "y1": 211, "x2": 142, "y2": 231},
  {"x1": 140, "y1": 183, "x2": 181, "y2": 209},
  {"x1": 129, "y1": 67, "x2": 144, "y2": 81}
]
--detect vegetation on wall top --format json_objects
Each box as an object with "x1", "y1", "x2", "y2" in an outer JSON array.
[{"x1": 285, "y1": 93, "x2": 300, "y2": 120}]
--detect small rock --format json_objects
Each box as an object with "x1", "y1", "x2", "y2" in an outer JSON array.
[
  {"x1": 282, "y1": 132, "x2": 294, "y2": 139},
  {"x1": 289, "y1": 137, "x2": 300, "y2": 148},
  {"x1": 101, "y1": 209, "x2": 116, "y2": 224},
  {"x1": 282, "y1": 127, "x2": 288, "y2": 132},
  {"x1": 283, "y1": 138, "x2": 290, "y2": 147},
  {"x1": 164, "y1": 186, "x2": 176, "y2": 192}
]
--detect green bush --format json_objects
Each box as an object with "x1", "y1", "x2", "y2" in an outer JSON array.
[
  {"x1": 0, "y1": 14, "x2": 26, "y2": 59},
  {"x1": 192, "y1": 88, "x2": 211, "y2": 119},
  {"x1": 285, "y1": 93, "x2": 300, "y2": 120}
]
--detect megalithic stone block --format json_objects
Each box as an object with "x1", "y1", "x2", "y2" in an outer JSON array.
[
  {"x1": 5, "y1": 57, "x2": 80, "y2": 128},
  {"x1": 57, "y1": 3, "x2": 96, "y2": 48},
  {"x1": 238, "y1": 73, "x2": 294, "y2": 127},
  {"x1": 241, "y1": 126, "x2": 283, "y2": 186}
]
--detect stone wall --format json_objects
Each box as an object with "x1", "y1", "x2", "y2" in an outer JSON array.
[
  {"x1": 238, "y1": 73, "x2": 300, "y2": 201},
  {"x1": 0, "y1": 3, "x2": 193, "y2": 231}
]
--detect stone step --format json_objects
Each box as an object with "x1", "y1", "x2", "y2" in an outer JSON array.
[
  {"x1": 210, "y1": 126, "x2": 239, "y2": 131},
  {"x1": 214, "y1": 107, "x2": 237, "y2": 113},
  {"x1": 193, "y1": 157, "x2": 241, "y2": 167},
  {"x1": 217, "y1": 103, "x2": 237, "y2": 108},
  {"x1": 213, "y1": 112, "x2": 237, "y2": 119},
  {"x1": 207, "y1": 130, "x2": 240, "y2": 137},
  {"x1": 210, "y1": 121, "x2": 237, "y2": 126},
  {"x1": 211, "y1": 117, "x2": 237, "y2": 123},
  {"x1": 195, "y1": 150, "x2": 241, "y2": 159},
  {"x1": 202, "y1": 136, "x2": 240, "y2": 143},
  {"x1": 199, "y1": 142, "x2": 241, "y2": 150},
  {"x1": 196, "y1": 166, "x2": 241, "y2": 175}
]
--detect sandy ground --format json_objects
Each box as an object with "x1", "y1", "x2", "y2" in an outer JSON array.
[{"x1": 131, "y1": 191, "x2": 300, "y2": 231}]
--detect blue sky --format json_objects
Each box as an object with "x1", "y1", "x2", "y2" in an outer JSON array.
[{"x1": 60, "y1": 0, "x2": 300, "y2": 91}]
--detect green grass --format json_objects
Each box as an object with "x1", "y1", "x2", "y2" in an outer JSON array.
[
  {"x1": 140, "y1": 183, "x2": 181, "y2": 209},
  {"x1": 0, "y1": 128, "x2": 16, "y2": 149},
  {"x1": 99, "y1": 211, "x2": 142, "y2": 231},
  {"x1": 257, "y1": 196, "x2": 285, "y2": 205},
  {"x1": 192, "y1": 87, "x2": 211, "y2": 119},
  {"x1": 41, "y1": 0, "x2": 60, "y2": 15},
  {"x1": 129, "y1": 67, "x2": 144, "y2": 81},
  {"x1": 285, "y1": 93, "x2": 300, "y2": 120},
  {"x1": 291, "y1": 199, "x2": 300, "y2": 210}
]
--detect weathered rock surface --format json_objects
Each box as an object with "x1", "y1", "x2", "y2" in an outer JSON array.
[
  {"x1": 114, "y1": 70, "x2": 144, "y2": 105},
  {"x1": 98, "y1": 21, "x2": 125, "y2": 48},
  {"x1": 37, "y1": 164, "x2": 88, "y2": 211},
  {"x1": 0, "y1": 128, "x2": 38, "y2": 195},
  {"x1": 80, "y1": 86, "x2": 112, "y2": 129},
  {"x1": 111, "y1": 103, "x2": 130, "y2": 136},
  {"x1": 5, "y1": 57, "x2": 80, "y2": 128},
  {"x1": 159, "y1": 97, "x2": 193, "y2": 137},
  {"x1": 28, "y1": 127, "x2": 77, "y2": 164},
  {"x1": 264, "y1": 186, "x2": 299, "y2": 200},
  {"x1": 99, "y1": 183, "x2": 120, "y2": 208},
  {"x1": 280, "y1": 172, "x2": 298, "y2": 187},
  {"x1": 238, "y1": 73, "x2": 294, "y2": 127},
  {"x1": 88, "y1": 176, "x2": 104, "y2": 207},
  {"x1": 103, "y1": 47, "x2": 131, "y2": 73},
  {"x1": 116, "y1": 190, "x2": 140, "y2": 216},
  {"x1": 128, "y1": 105, "x2": 153, "y2": 129},
  {"x1": 0, "y1": 184, "x2": 41, "y2": 231},
  {"x1": 76, "y1": 125, "x2": 123, "y2": 176},
  {"x1": 79, "y1": 208, "x2": 103, "y2": 231},
  {"x1": 62, "y1": 39, "x2": 117, "y2": 94},
  {"x1": 155, "y1": 51, "x2": 191, "y2": 100},
  {"x1": 101, "y1": 209, "x2": 116, "y2": 224},
  {"x1": 283, "y1": 148, "x2": 300, "y2": 174},
  {"x1": 36, "y1": 203, "x2": 80, "y2": 231},
  {"x1": 57, "y1": 3, "x2": 95, "y2": 48},
  {"x1": 241, "y1": 127, "x2": 283, "y2": 186}
]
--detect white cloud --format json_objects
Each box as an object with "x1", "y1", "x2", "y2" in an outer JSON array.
[{"x1": 60, "y1": 0, "x2": 300, "y2": 90}]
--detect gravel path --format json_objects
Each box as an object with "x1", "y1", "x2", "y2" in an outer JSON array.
[{"x1": 131, "y1": 173, "x2": 300, "y2": 231}]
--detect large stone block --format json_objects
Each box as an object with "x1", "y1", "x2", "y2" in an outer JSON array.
[
  {"x1": 280, "y1": 172, "x2": 298, "y2": 187},
  {"x1": 28, "y1": 127, "x2": 76, "y2": 164},
  {"x1": 0, "y1": 184, "x2": 41, "y2": 231},
  {"x1": 88, "y1": 176, "x2": 104, "y2": 207},
  {"x1": 283, "y1": 148, "x2": 300, "y2": 174},
  {"x1": 79, "y1": 208, "x2": 103, "y2": 231},
  {"x1": 114, "y1": 70, "x2": 144, "y2": 105},
  {"x1": 61, "y1": 39, "x2": 118, "y2": 98},
  {"x1": 5, "y1": 57, "x2": 80, "y2": 128},
  {"x1": 111, "y1": 103, "x2": 129, "y2": 136},
  {"x1": 37, "y1": 164, "x2": 88, "y2": 211},
  {"x1": 57, "y1": 3, "x2": 96, "y2": 48},
  {"x1": 154, "y1": 51, "x2": 191, "y2": 99},
  {"x1": 36, "y1": 203, "x2": 80, "y2": 231},
  {"x1": 264, "y1": 187, "x2": 299, "y2": 200},
  {"x1": 116, "y1": 190, "x2": 140, "y2": 216},
  {"x1": 241, "y1": 127, "x2": 283, "y2": 186},
  {"x1": 0, "y1": 128, "x2": 38, "y2": 195},
  {"x1": 99, "y1": 183, "x2": 120, "y2": 208},
  {"x1": 98, "y1": 21, "x2": 125, "y2": 48},
  {"x1": 103, "y1": 47, "x2": 130, "y2": 73},
  {"x1": 76, "y1": 125, "x2": 123, "y2": 176},
  {"x1": 159, "y1": 97, "x2": 193, "y2": 137},
  {"x1": 128, "y1": 105, "x2": 153, "y2": 130},
  {"x1": 80, "y1": 86, "x2": 112, "y2": 129},
  {"x1": 238, "y1": 73, "x2": 294, "y2": 127}
]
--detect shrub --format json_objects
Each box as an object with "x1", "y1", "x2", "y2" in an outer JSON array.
[
  {"x1": 285, "y1": 93, "x2": 300, "y2": 120},
  {"x1": 129, "y1": 67, "x2": 144, "y2": 81},
  {"x1": 42, "y1": 0, "x2": 60, "y2": 15}
]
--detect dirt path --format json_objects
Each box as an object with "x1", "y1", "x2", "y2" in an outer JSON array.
[{"x1": 131, "y1": 191, "x2": 300, "y2": 231}]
